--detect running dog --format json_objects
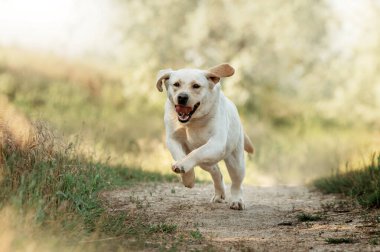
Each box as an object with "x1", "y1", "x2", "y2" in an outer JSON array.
[{"x1": 156, "y1": 63, "x2": 254, "y2": 210}]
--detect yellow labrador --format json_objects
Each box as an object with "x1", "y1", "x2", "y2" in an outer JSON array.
[{"x1": 156, "y1": 64, "x2": 254, "y2": 210}]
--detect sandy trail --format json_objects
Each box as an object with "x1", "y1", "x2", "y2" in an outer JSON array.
[{"x1": 102, "y1": 183, "x2": 380, "y2": 251}]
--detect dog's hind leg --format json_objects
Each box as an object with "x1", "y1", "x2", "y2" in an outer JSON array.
[
  {"x1": 224, "y1": 148, "x2": 245, "y2": 210},
  {"x1": 200, "y1": 164, "x2": 226, "y2": 203}
]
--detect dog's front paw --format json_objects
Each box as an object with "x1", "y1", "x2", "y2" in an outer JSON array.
[
  {"x1": 211, "y1": 193, "x2": 225, "y2": 203},
  {"x1": 230, "y1": 200, "x2": 245, "y2": 210},
  {"x1": 171, "y1": 163, "x2": 185, "y2": 174}
]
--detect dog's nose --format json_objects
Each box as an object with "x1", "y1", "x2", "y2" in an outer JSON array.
[{"x1": 177, "y1": 93, "x2": 189, "y2": 105}]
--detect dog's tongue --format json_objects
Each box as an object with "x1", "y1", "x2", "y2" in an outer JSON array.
[{"x1": 175, "y1": 105, "x2": 192, "y2": 114}]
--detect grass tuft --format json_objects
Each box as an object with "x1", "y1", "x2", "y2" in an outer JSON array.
[
  {"x1": 314, "y1": 153, "x2": 380, "y2": 208},
  {"x1": 325, "y1": 237, "x2": 354, "y2": 244},
  {"x1": 190, "y1": 229, "x2": 203, "y2": 240},
  {"x1": 370, "y1": 238, "x2": 379, "y2": 245},
  {"x1": 297, "y1": 212, "x2": 322, "y2": 222},
  {"x1": 148, "y1": 223, "x2": 177, "y2": 234}
]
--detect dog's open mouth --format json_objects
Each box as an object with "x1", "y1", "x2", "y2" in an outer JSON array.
[{"x1": 175, "y1": 102, "x2": 200, "y2": 123}]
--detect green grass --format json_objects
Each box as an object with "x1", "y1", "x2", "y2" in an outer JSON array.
[
  {"x1": 370, "y1": 238, "x2": 379, "y2": 245},
  {"x1": 190, "y1": 229, "x2": 203, "y2": 240},
  {"x1": 297, "y1": 212, "x2": 322, "y2": 222},
  {"x1": 325, "y1": 237, "x2": 354, "y2": 244},
  {"x1": 0, "y1": 123, "x2": 176, "y2": 247},
  {"x1": 148, "y1": 223, "x2": 177, "y2": 234},
  {"x1": 314, "y1": 154, "x2": 380, "y2": 208}
]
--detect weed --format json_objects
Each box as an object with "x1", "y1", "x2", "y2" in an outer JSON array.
[
  {"x1": 129, "y1": 196, "x2": 146, "y2": 209},
  {"x1": 99, "y1": 212, "x2": 128, "y2": 236},
  {"x1": 325, "y1": 237, "x2": 354, "y2": 244},
  {"x1": 370, "y1": 238, "x2": 379, "y2": 245},
  {"x1": 297, "y1": 213, "x2": 322, "y2": 222},
  {"x1": 190, "y1": 229, "x2": 202, "y2": 240},
  {"x1": 148, "y1": 223, "x2": 177, "y2": 234}
]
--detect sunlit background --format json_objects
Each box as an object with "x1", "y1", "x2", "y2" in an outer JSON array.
[
  {"x1": 1, "y1": 0, "x2": 380, "y2": 186},
  {"x1": 1, "y1": 1, "x2": 380, "y2": 250}
]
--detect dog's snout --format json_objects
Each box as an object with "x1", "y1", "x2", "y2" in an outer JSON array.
[{"x1": 177, "y1": 93, "x2": 189, "y2": 105}]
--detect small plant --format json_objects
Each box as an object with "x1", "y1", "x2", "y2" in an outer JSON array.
[
  {"x1": 190, "y1": 229, "x2": 202, "y2": 240},
  {"x1": 325, "y1": 237, "x2": 354, "y2": 244},
  {"x1": 100, "y1": 212, "x2": 129, "y2": 236},
  {"x1": 129, "y1": 196, "x2": 145, "y2": 209},
  {"x1": 148, "y1": 223, "x2": 177, "y2": 234},
  {"x1": 370, "y1": 238, "x2": 379, "y2": 245},
  {"x1": 297, "y1": 212, "x2": 322, "y2": 222}
]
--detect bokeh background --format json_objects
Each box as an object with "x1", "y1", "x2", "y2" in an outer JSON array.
[{"x1": 1, "y1": 0, "x2": 380, "y2": 186}]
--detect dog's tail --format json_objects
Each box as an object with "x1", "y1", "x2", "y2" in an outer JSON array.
[{"x1": 244, "y1": 133, "x2": 255, "y2": 154}]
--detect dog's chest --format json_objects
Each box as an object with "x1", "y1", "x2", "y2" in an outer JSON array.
[{"x1": 184, "y1": 127, "x2": 212, "y2": 150}]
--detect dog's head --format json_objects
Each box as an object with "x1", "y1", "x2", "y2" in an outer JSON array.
[{"x1": 156, "y1": 64, "x2": 235, "y2": 123}]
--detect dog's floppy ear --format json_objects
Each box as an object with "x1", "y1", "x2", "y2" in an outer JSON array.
[
  {"x1": 156, "y1": 69, "x2": 172, "y2": 92},
  {"x1": 206, "y1": 63, "x2": 235, "y2": 85},
  {"x1": 205, "y1": 72, "x2": 220, "y2": 85},
  {"x1": 208, "y1": 63, "x2": 235, "y2": 77}
]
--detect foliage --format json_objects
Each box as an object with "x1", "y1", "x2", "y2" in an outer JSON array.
[
  {"x1": 314, "y1": 154, "x2": 380, "y2": 208},
  {"x1": 116, "y1": 0, "x2": 380, "y2": 126},
  {"x1": 0, "y1": 123, "x2": 175, "y2": 237}
]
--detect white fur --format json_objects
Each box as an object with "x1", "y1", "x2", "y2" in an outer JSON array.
[{"x1": 157, "y1": 66, "x2": 251, "y2": 210}]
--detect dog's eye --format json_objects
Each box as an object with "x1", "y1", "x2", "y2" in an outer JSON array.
[
  {"x1": 173, "y1": 82, "x2": 180, "y2": 87},
  {"x1": 193, "y1": 84, "x2": 200, "y2": 89}
]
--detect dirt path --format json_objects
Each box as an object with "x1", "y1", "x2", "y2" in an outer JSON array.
[{"x1": 102, "y1": 183, "x2": 380, "y2": 251}]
